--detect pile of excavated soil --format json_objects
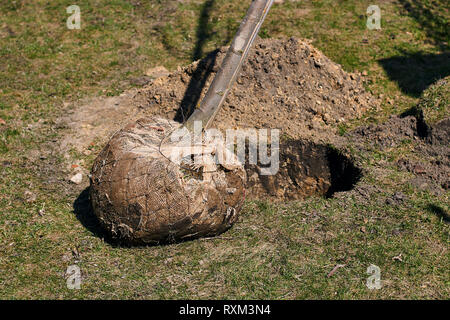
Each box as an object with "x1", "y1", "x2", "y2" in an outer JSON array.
[
  {"x1": 61, "y1": 37, "x2": 379, "y2": 153},
  {"x1": 133, "y1": 37, "x2": 379, "y2": 141}
]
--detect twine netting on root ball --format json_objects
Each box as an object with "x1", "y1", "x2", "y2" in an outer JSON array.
[
  {"x1": 90, "y1": 117, "x2": 246, "y2": 245},
  {"x1": 89, "y1": 0, "x2": 273, "y2": 245}
]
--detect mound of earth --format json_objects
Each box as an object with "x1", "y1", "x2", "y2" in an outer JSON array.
[
  {"x1": 62, "y1": 37, "x2": 379, "y2": 153},
  {"x1": 133, "y1": 37, "x2": 379, "y2": 141},
  {"x1": 403, "y1": 77, "x2": 449, "y2": 191}
]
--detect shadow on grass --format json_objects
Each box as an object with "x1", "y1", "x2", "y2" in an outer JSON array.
[
  {"x1": 398, "y1": 0, "x2": 449, "y2": 51},
  {"x1": 73, "y1": 187, "x2": 122, "y2": 247},
  {"x1": 379, "y1": 0, "x2": 449, "y2": 97},
  {"x1": 378, "y1": 51, "x2": 450, "y2": 97},
  {"x1": 174, "y1": 0, "x2": 234, "y2": 123},
  {"x1": 174, "y1": 0, "x2": 218, "y2": 122},
  {"x1": 174, "y1": 49, "x2": 219, "y2": 122},
  {"x1": 193, "y1": 0, "x2": 217, "y2": 61},
  {"x1": 426, "y1": 204, "x2": 450, "y2": 223}
]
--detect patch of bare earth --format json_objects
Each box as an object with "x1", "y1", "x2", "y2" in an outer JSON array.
[{"x1": 351, "y1": 114, "x2": 449, "y2": 194}]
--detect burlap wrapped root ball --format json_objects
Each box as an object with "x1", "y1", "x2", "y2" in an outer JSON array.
[{"x1": 89, "y1": 117, "x2": 246, "y2": 245}]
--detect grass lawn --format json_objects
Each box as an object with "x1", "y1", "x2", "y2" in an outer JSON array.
[{"x1": 0, "y1": 0, "x2": 448, "y2": 299}]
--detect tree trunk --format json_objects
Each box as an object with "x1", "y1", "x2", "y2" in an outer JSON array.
[{"x1": 184, "y1": 0, "x2": 274, "y2": 131}]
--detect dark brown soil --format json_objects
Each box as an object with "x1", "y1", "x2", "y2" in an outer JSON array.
[
  {"x1": 245, "y1": 140, "x2": 361, "y2": 200},
  {"x1": 61, "y1": 38, "x2": 378, "y2": 155},
  {"x1": 350, "y1": 115, "x2": 450, "y2": 192},
  {"x1": 402, "y1": 118, "x2": 450, "y2": 191}
]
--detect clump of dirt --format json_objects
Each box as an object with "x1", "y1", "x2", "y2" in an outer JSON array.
[
  {"x1": 344, "y1": 75, "x2": 449, "y2": 194},
  {"x1": 402, "y1": 117, "x2": 450, "y2": 191},
  {"x1": 351, "y1": 114, "x2": 450, "y2": 192},
  {"x1": 351, "y1": 115, "x2": 418, "y2": 149}
]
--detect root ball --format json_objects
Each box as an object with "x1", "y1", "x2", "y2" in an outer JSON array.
[{"x1": 90, "y1": 117, "x2": 246, "y2": 245}]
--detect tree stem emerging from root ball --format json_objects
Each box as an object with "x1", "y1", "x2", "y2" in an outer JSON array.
[{"x1": 184, "y1": 0, "x2": 274, "y2": 132}]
